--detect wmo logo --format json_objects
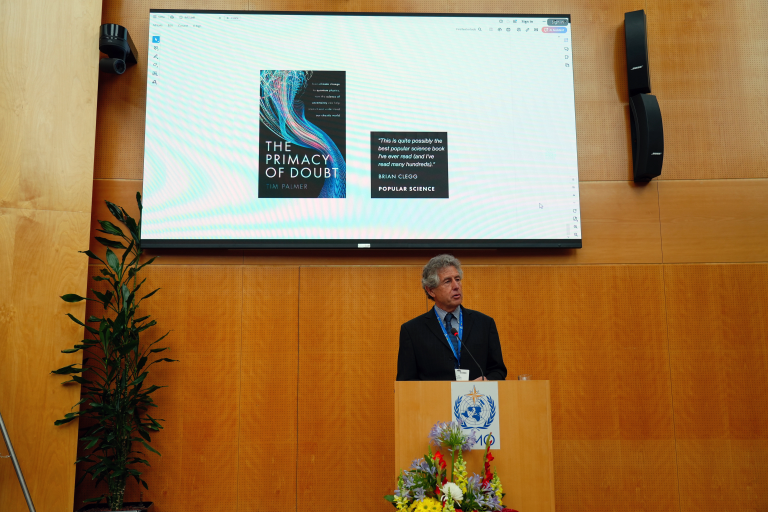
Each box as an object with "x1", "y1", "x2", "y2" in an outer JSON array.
[{"x1": 453, "y1": 385, "x2": 497, "y2": 430}]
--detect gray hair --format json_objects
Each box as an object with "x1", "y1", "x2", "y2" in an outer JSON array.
[{"x1": 422, "y1": 254, "x2": 463, "y2": 300}]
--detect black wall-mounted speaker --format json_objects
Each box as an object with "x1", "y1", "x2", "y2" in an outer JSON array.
[
  {"x1": 629, "y1": 93, "x2": 664, "y2": 182},
  {"x1": 624, "y1": 10, "x2": 651, "y2": 96}
]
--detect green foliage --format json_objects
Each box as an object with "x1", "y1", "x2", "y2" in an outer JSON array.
[{"x1": 53, "y1": 193, "x2": 176, "y2": 511}]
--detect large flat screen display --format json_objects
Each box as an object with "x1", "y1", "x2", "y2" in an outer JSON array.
[{"x1": 142, "y1": 11, "x2": 581, "y2": 248}]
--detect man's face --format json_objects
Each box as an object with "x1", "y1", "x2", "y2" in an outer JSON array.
[{"x1": 427, "y1": 266, "x2": 463, "y2": 312}]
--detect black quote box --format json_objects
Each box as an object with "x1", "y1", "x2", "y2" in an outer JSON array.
[
  {"x1": 259, "y1": 71, "x2": 346, "y2": 198},
  {"x1": 371, "y1": 132, "x2": 448, "y2": 198}
]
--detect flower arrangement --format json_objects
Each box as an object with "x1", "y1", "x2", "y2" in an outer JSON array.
[{"x1": 386, "y1": 421, "x2": 519, "y2": 512}]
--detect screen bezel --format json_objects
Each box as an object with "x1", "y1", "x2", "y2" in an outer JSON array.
[{"x1": 142, "y1": 10, "x2": 581, "y2": 250}]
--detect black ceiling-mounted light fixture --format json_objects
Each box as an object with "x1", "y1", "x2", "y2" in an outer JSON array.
[{"x1": 99, "y1": 23, "x2": 138, "y2": 74}]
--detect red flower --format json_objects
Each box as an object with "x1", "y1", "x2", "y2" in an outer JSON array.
[
  {"x1": 501, "y1": 509, "x2": 519, "y2": 512},
  {"x1": 482, "y1": 443, "x2": 496, "y2": 484},
  {"x1": 435, "y1": 486, "x2": 441, "y2": 496},
  {"x1": 433, "y1": 451, "x2": 447, "y2": 470}
]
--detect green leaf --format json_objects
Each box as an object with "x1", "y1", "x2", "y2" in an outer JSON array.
[
  {"x1": 94, "y1": 236, "x2": 126, "y2": 249},
  {"x1": 80, "y1": 250, "x2": 107, "y2": 266},
  {"x1": 121, "y1": 239, "x2": 135, "y2": 266},
  {"x1": 141, "y1": 288, "x2": 161, "y2": 301},
  {"x1": 106, "y1": 249, "x2": 120, "y2": 275},
  {"x1": 92, "y1": 289, "x2": 113, "y2": 306},
  {"x1": 136, "y1": 192, "x2": 143, "y2": 213},
  {"x1": 97, "y1": 220, "x2": 125, "y2": 237},
  {"x1": 52, "y1": 364, "x2": 83, "y2": 375},
  {"x1": 105, "y1": 201, "x2": 125, "y2": 223},
  {"x1": 61, "y1": 294, "x2": 85, "y2": 303},
  {"x1": 124, "y1": 215, "x2": 140, "y2": 242},
  {"x1": 136, "y1": 257, "x2": 157, "y2": 272},
  {"x1": 140, "y1": 440, "x2": 161, "y2": 456},
  {"x1": 138, "y1": 429, "x2": 151, "y2": 442},
  {"x1": 136, "y1": 319, "x2": 157, "y2": 333},
  {"x1": 149, "y1": 347, "x2": 169, "y2": 353},
  {"x1": 129, "y1": 372, "x2": 148, "y2": 387},
  {"x1": 61, "y1": 348, "x2": 80, "y2": 354},
  {"x1": 85, "y1": 438, "x2": 99, "y2": 449}
]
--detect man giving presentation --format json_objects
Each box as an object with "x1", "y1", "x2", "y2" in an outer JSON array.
[{"x1": 396, "y1": 254, "x2": 508, "y2": 381}]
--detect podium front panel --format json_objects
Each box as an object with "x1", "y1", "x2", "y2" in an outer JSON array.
[{"x1": 394, "y1": 380, "x2": 555, "y2": 512}]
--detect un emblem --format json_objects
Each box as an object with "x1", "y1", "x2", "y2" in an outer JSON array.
[{"x1": 453, "y1": 385, "x2": 496, "y2": 430}]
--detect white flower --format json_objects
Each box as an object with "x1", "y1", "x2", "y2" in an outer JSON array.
[{"x1": 441, "y1": 482, "x2": 463, "y2": 503}]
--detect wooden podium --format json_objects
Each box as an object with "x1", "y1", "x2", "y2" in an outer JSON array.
[{"x1": 394, "y1": 381, "x2": 555, "y2": 512}]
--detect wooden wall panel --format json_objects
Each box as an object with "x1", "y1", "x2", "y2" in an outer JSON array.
[
  {"x1": 463, "y1": 265, "x2": 678, "y2": 510},
  {"x1": 659, "y1": 180, "x2": 768, "y2": 263},
  {"x1": 239, "y1": 266, "x2": 299, "y2": 512},
  {"x1": 665, "y1": 264, "x2": 768, "y2": 512},
  {"x1": 0, "y1": 1, "x2": 100, "y2": 213},
  {"x1": 75, "y1": 266, "x2": 243, "y2": 510},
  {"x1": 93, "y1": 19, "x2": 148, "y2": 181},
  {"x1": 647, "y1": 1, "x2": 768, "y2": 180},
  {"x1": 296, "y1": 266, "x2": 426, "y2": 512},
  {"x1": 2, "y1": 2, "x2": 100, "y2": 509},
  {"x1": 553, "y1": 440, "x2": 679, "y2": 512},
  {"x1": 0, "y1": 209, "x2": 92, "y2": 512}
]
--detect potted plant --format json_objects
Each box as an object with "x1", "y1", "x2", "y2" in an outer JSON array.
[{"x1": 52, "y1": 193, "x2": 176, "y2": 511}]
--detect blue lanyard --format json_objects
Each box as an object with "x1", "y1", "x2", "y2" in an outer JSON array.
[{"x1": 436, "y1": 307, "x2": 463, "y2": 364}]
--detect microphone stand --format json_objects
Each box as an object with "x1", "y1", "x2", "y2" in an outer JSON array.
[
  {"x1": 452, "y1": 328, "x2": 486, "y2": 380},
  {"x1": 0, "y1": 408, "x2": 36, "y2": 512}
]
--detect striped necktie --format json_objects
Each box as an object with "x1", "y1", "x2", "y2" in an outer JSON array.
[{"x1": 444, "y1": 312, "x2": 460, "y2": 361}]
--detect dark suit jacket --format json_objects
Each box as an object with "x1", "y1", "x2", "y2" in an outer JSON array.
[{"x1": 396, "y1": 307, "x2": 507, "y2": 381}]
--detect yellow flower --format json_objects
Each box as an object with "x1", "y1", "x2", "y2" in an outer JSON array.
[
  {"x1": 412, "y1": 497, "x2": 442, "y2": 512},
  {"x1": 491, "y1": 470, "x2": 503, "y2": 503}
]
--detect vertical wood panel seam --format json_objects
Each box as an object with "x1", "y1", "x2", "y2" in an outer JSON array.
[
  {"x1": 661, "y1": 265, "x2": 683, "y2": 512},
  {"x1": 296, "y1": 266, "x2": 301, "y2": 512},
  {"x1": 657, "y1": 179, "x2": 666, "y2": 264},
  {"x1": 236, "y1": 266, "x2": 243, "y2": 512}
]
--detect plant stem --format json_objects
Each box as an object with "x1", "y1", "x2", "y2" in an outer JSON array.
[{"x1": 450, "y1": 449, "x2": 455, "y2": 483}]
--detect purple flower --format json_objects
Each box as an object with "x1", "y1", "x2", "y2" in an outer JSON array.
[
  {"x1": 467, "y1": 474, "x2": 482, "y2": 491},
  {"x1": 410, "y1": 458, "x2": 425, "y2": 470},
  {"x1": 414, "y1": 486, "x2": 426, "y2": 501},
  {"x1": 428, "y1": 421, "x2": 450, "y2": 444},
  {"x1": 430, "y1": 421, "x2": 476, "y2": 453},
  {"x1": 486, "y1": 493, "x2": 502, "y2": 511},
  {"x1": 462, "y1": 429, "x2": 478, "y2": 450}
]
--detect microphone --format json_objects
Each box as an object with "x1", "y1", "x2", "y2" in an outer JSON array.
[{"x1": 451, "y1": 327, "x2": 486, "y2": 381}]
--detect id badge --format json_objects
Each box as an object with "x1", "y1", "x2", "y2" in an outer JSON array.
[{"x1": 455, "y1": 369, "x2": 470, "y2": 381}]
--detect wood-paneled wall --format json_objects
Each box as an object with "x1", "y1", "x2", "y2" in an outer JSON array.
[
  {"x1": 14, "y1": 0, "x2": 764, "y2": 510},
  {"x1": 0, "y1": 1, "x2": 102, "y2": 511}
]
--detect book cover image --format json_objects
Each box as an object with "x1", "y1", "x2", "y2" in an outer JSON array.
[{"x1": 258, "y1": 70, "x2": 346, "y2": 198}]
